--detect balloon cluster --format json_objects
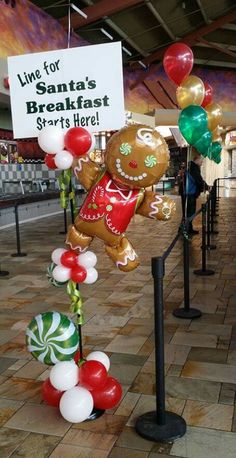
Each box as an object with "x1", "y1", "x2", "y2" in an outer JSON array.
[
  {"x1": 38, "y1": 125, "x2": 95, "y2": 170},
  {"x1": 42, "y1": 351, "x2": 122, "y2": 423},
  {"x1": 51, "y1": 248, "x2": 98, "y2": 285},
  {"x1": 163, "y1": 43, "x2": 222, "y2": 163}
]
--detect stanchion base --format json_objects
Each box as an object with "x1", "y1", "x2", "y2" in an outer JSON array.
[
  {"x1": 206, "y1": 245, "x2": 216, "y2": 250},
  {"x1": 11, "y1": 253, "x2": 27, "y2": 257},
  {"x1": 136, "y1": 411, "x2": 186, "y2": 443},
  {"x1": 86, "y1": 408, "x2": 105, "y2": 422},
  {"x1": 173, "y1": 307, "x2": 202, "y2": 319},
  {"x1": 194, "y1": 268, "x2": 215, "y2": 276},
  {"x1": 0, "y1": 270, "x2": 9, "y2": 277}
]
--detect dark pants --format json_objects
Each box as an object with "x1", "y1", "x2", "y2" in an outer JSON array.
[{"x1": 186, "y1": 195, "x2": 197, "y2": 232}]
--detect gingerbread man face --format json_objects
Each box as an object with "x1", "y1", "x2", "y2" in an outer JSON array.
[{"x1": 105, "y1": 124, "x2": 170, "y2": 189}]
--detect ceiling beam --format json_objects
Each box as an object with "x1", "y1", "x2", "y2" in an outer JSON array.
[
  {"x1": 197, "y1": 37, "x2": 236, "y2": 59},
  {"x1": 144, "y1": 0, "x2": 176, "y2": 41},
  {"x1": 221, "y1": 23, "x2": 236, "y2": 31},
  {"x1": 130, "y1": 7, "x2": 236, "y2": 89},
  {"x1": 142, "y1": 8, "x2": 236, "y2": 66},
  {"x1": 104, "y1": 17, "x2": 148, "y2": 57},
  {"x1": 194, "y1": 58, "x2": 236, "y2": 68},
  {"x1": 60, "y1": 0, "x2": 144, "y2": 29},
  {"x1": 195, "y1": 0, "x2": 209, "y2": 24},
  {"x1": 197, "y1": 40, "x2": 236, "y2": 52}
]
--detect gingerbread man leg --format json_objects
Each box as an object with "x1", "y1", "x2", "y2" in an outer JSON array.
[
  {"x1": 66, "y1": 225, "x2": 93, "y2": 253},
  {"x1": 105, "y1": 237, "x2": 140, "y2": 272}
]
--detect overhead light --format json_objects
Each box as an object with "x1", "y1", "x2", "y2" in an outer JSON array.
[
  {"x1": 138, "y1": 60, "x2": 147, "y2": 69},
  {"x1": 101, "y1": 28, "x2": 113, "y2": 40},
  {"x1": 122, "y1": 46, "x2": 132, "y2": 56},
  {"x1": 71, "y1": 3, "x2": 87, "y2": 19}
]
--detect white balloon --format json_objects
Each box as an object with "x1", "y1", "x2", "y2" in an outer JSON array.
[
  {"x1": 54, "y1": 150, "x2": 73, "y2": 170},
  {"x1": 38, "y1": 126, "x2": 65, "y2": 154},
  {"x1": 78, "y1": 251, "x2": 97, "y2": 269},
  {"x1": 50, "y1": 361, "x2": 79, "y2": 391},
  {"x1": 51, "y1": 248, "x2": 66, "y2": 265},
  {"x1": 86, "y1": 351, "x2": 110, "y2": 372},
  {"x1": 83, "y1": 267, "x2": 98, "y2": 284},
  {"x1": 59, "y1": 386, "x2": 94, "y2": 423},
  {"x1": 52, "y1": 265, "x2": 71, "y2": 282}
]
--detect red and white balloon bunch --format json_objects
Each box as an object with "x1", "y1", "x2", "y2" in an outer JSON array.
[
  {"x1": 51, "y1": 248, "x2": 98, "y2": 285},
  {"x1": 38, "y1": 125, "x2": 96, "y2": 170},
  {"x1": 41, "y1": 351, "x2": 122, "y2": 423}
]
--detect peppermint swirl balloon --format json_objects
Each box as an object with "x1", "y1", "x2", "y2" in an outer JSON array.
[
  {"x1": 119, "y1": 142, "x2": 132, "y2": 155},
  {"x1": 26, "y1": 312, "x2": 79, "y2": 365},
  {"x1": 144, "y1": 155, "x2": 157, "y2": 168}
]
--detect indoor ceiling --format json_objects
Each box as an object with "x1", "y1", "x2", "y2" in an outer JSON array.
[{"x1": 30, "y1": 0, "x2": 236, "y2": 73}]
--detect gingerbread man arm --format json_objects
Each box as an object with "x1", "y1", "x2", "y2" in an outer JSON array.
[
  {"x1": 73, "y1": 156, "x2": 102, "y2": 191},
  {"x1": 136, "y1": 191, "x2": 176, "y2": 221}
]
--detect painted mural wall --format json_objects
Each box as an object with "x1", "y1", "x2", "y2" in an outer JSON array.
[{"x1": 0, "y1": 0, "x2": 236, "y2": 115}]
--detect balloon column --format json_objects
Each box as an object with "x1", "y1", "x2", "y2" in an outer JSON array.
[
  {"x1": 42, "y1": 351, "x2": 122, "y2": 423},
  {"x1": 163, "y1": 43, "x2": 223, "y2": 163},
  {"x1": 24, "y1": 125, "x2": 124, "y2": 424}
]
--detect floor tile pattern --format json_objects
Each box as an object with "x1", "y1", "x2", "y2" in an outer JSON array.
[{"x1": 0, "y1": 194, "x2": 236, "y2": 457}]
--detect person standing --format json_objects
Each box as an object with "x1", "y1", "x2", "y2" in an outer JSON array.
[{"x1": 185, "y1": 151, "x2": 209, "y2": 234}]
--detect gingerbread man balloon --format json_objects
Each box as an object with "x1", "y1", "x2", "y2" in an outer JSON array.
[{"x1": 66, "y1": 124, "x2": 176, "y2": 272}]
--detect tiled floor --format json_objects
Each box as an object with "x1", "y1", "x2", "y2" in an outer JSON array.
[{"x1": 0, "y1": 193, "x2": 236, "y2": 457}]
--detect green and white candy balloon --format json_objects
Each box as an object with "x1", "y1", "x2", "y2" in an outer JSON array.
[{"x1": 26, "y1": 311, "x2": 79, "y2": 365}]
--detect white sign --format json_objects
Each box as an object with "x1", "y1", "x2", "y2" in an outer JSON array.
[{"x1": 8, "y1": 42, "x2": 125, "y2": 139}]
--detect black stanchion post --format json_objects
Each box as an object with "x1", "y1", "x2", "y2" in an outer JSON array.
[
  {"x1": 173, "y1": 223, "x2": 201, "y2": 319},
  {"x1": 194, "y1": 204, "x2": 215, "y2": 276},
  {"x1": 206, "y1": 198, "x2": 216, "y2": 250},
  {"x1": 210, "y1": 187, "x2": 218, "y2": 235},
  {"x1": 59, "y1": 208, "x2": 68, "y2": 235},
  {"x1": 0, "y1": 265, "x2": 9, "y2": 277},
  {"x1": 11, "y1": 205, "x2": 27, "y2": 257},
  {"x1": 135, "y1": 257, "x2": 186, "y2": 442}
]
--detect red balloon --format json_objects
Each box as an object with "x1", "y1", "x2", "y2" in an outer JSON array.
[
  {"x1": 91, "y1": 376, "x2": 122, "y2": 410},
  {"x1": 60, "y1": 250, "x2": 78, "y2": 268},
  {"x1": 79, "y1": 360, "x2": 107, "y2": 390},
  {"x1": 44, "y1": 154, "x2": 57, "y2": 169},
  {"x1": 163, "y1": 43, "x2": 194, "y2": 85},
  {"x1": 201, "y1": 82, "x2": 213, "y2": 108},
  {"x1": 42, "y1": 378, "x2": 63, "y2": 407},
  {"x1": 64, "y1": 127, "x2": 92, "y2": 157},
  {"x1": 70, "y1": 264, "x2": 87, "y2": 283},
  {"x1": 73, "y1": 350, "x2": 81, "y2": 364}
]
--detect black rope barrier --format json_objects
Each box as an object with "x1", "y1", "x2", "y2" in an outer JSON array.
[
  {"x1": 11, "y1": 205, "x2": 27, "y2": 257},
  {"x1": 135, "y1": 256, "x2": 186, "y2": 442},
  {"x1": 173, "y1": 221, "x2": 202, "y2": 319},
  {"x1": 194, "y1": 203, "x2": 215, "y2": 277},
  {"x1": 206, "y1": 197, "x2": 216, "y2": 251},
  {"x1": 0, "y1": 265, "x2": 9, "y2": 277}
]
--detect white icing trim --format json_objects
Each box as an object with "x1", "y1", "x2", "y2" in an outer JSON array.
[
  {"x1": 106, "y1": 179, "x2": 133, "y2": 201},
  {"x1": 74, "y1": 156, "x2": 89, "y2": 175},
  {"x1": 116, "y1": 249, "x2": 137, "y2": 267},
  {"x1": 149, "y1": 195, "x2": 163, "y2": 219},
  {"x1": 106, "y1": 215, "x2": 121, "y2": 235}
]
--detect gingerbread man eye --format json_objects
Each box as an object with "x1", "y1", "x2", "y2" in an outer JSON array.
[
  {"x1": 120, "y1": 143, "x2": 132, "y2": 155},
  {"x1": 144, "y1": 155, "x2": 157, "y2": 167}
]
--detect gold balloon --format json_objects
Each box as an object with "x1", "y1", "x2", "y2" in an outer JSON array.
[
  {"x1": 206, "y1": 103, "x2": 223, "y2": 131},
  {"x1": 176, "y1": 75, "x2": 205, "y2": 109},
  {"x1": 212, "y1": 126, "x2": 222, "y2": 142}
]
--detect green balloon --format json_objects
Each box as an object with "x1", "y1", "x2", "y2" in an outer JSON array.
[
  {"x1": 208, "y1": 141, "x2": 222, "y2": 162},
  {"x1": 178, "y1": 105, "x2": 208, "y2": 145},
  {"x1": 194, "y1": 130, "x2": 212, "y2": 156},
  {"x1": 26, "y1": 311, "x2": 79, "y2": 365}
]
